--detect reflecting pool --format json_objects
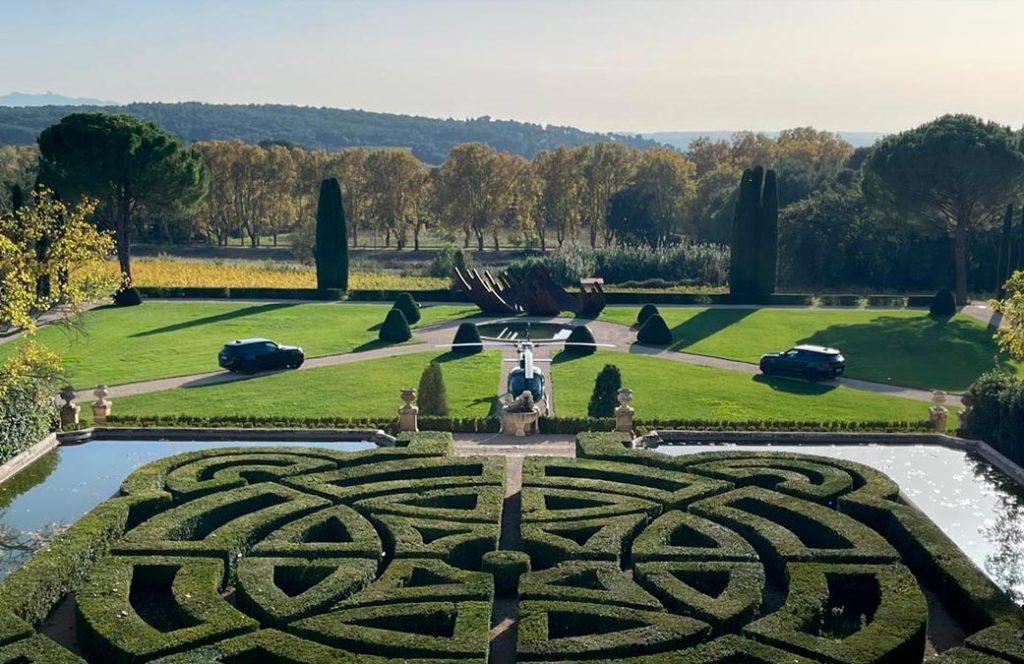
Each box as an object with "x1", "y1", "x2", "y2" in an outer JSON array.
[
  {"x1": 0, "y1": 439, "x2": 376, "y2": 578},
  {"x1": 656, "y1": 443, "x2": 1024, "y2": 605},
  {"x1": 476, "y1": 321, "x2": 572, "y2": 341}
]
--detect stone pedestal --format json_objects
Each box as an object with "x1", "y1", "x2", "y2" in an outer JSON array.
[
  {"x1": 398, "y1": 388, "x2": 419, "y2": 433},
  {"x1": 59, "y1": 386, "x2": 80, "y2": 427},
  {"x1": 929, "y1": 390, "x2": 948, "y2": 433},
  {"x1": 501, "y1": 408, "x2": 540, "y2": 437},
  {"x1": 614, "y1": 388, "x2": 635, "y2": 435},
  {"x1": 91, "y1": 385, "x2": 111, "y2": 424}
]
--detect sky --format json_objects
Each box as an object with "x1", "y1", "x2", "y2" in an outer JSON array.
[{"x1": 2, "y1": 0, "x2": 1022, "y2": 134}]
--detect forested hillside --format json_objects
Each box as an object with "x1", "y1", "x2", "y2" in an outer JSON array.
[{"x1": 0, "y1": 102, "x2": 658, "y2": 163}]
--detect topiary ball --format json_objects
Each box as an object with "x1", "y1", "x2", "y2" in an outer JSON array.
[
  {"x1": 393, "y1": 292, "x2": 421, "y2": 325},
  {"x1": 113, "y1": 287, "x2": 143, "y2": 307},
  {"x1": 379, "y1": 308, "x2": 412, "y2": 343},
  {"x1": 929, "y1": 288, "x2": 957, "y2": 317},
  {"x1": 636, "y1": 303, "x2": 660, "y2": 326},
  {"x1": 451, "y1": 322, "x2": 483, "y2": 354},
  {"x1": 636, "y1": 313, "x2": 673, "y2": 345},
  {"x1": 564, "y1": 325, "x2": 597, "y2": 355}
]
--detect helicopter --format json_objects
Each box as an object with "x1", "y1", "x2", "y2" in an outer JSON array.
[{"x1": 443, "y1": 323, "x2": 613, "y2": 414}]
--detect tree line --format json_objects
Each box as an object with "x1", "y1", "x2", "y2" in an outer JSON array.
[{"x1": 5, "y1": 111, "x2": 1024, "y2": 300}]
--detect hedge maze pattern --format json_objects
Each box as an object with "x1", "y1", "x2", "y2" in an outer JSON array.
[{"x1": 0, "y1": 432, "x2": 1022, "y2": 663}]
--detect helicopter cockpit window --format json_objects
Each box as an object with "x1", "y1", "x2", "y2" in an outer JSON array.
[{"x1": 509, "y1": 372, "x2": 543, "y2": 399}]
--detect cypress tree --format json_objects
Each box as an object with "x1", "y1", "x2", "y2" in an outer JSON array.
[
  {"x1": 10, "y1": 184, "x2": 24, "y2": 212},
  {"x1": 636, "y1": 303, "x2": 660, "y2": 326},
  {"x1": 417, "y1": 362, "x2": 449, "y2": 416},
  {"x1": 997, "y1": 203, "x2": 1014, "y2": 295},
  {"x1": 587, "y1": 364, "x2": 622, "y2": 418},
  {"x1": 636, "y1": 314, "x2": 673, "y2": 345},
  {"x1": 315, "y1": 177, "x2": 348, "y2": 290},
  {"x1": 756, "y1": 169, "x2": 779, "y2": 298},
  {"x1": 729, "y1": 168, "x2": 757, "y2": 297}
]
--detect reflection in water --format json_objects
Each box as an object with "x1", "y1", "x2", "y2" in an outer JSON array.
[
  {"x1": 657, "y1": 444, "x2": 1024, "y2": 605},
  {"x1": 0, "y1": 439, "x2": 377, "y2": 579},
  {"x1": 0, "y1": 450, "x2": 62, "y2": 575}
]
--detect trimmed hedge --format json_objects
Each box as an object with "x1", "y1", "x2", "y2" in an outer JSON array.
[
  {"x1": 637, "y1": 303, "x2": 660, "y2": 325},
  {"x1": 378, "y1": 308, "x2": 412, "y2": 343},
  {"x1": 521, "y1": 513, "x2": 648, "y2": 570},
  {"x1": 113, "y1": 287, "x2": 143, "y2": 307},
  {"x1": 519, "y1": 561, "x2": 661, "y2": 610},
  {"x1": 393, "y1": 292, "x2": 421, "y2": 324},
  {"x1": 931, "y1": 287, "x2": 958, "y2": 316},
  {"x1": 75, "y1": 555, "x2": 258, "y2": 664},
  {"x1": 636, "y1": 313, "x2": 673, "y2": 345},
  {"x1": 635, "y1": 561, "x2": 765, "y2": 631},
  {"x1": 563, "y1": 325, "x2": 597, "y2": 356},
  {"x1": 481, "y1": 550, "x2": 531, "y2": 598},
  {"x1": 744, "y1": 562, "x2": 927, "y2": 664},
  {"x1": 450, "y1": 322, "x2": 483, "y2": 354}
]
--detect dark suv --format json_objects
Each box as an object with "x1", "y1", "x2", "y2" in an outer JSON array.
[
  {"x1": 218, "y1": 338, "x2": 304, "y2": 373},
  {"x1": 759, "y1": 344, "x2": 845, "y2": 380}
]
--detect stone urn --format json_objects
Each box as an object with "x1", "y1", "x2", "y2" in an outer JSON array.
[
  {"x1": 91, "y1": 385, "x2": 112, "y2": 424},
  {"x1": 929, "y1": 390, "x2": 949, "y2": 433},
  {"x1": 501, "y1": 392, "x2": 540, "y2": 437},
  {"x1": 59, "y1": 385, "x2": 80, "y2": 427},
  {"x1": 615, "y1": 388, "x2": 635, "y2": 435},
  {"x1": 398, "y1": 388, "x2": 419, "y2": 433}
]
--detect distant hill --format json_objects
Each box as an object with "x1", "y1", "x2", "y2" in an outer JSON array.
[
  {"x1": 642, "y1": 130, "x2": 886, "y2": 150},
  {"x1": 0, "y1": 101, "x2": 660, "y2": 164},
  {"x1": 0, "y1": 91, "x2": 119, "y2": 107}
]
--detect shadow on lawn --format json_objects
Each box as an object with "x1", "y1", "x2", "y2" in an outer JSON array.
[
  {"x1": 798, "y1": 313, "x2": 1010, "y2": 391},
  {"x1": 752, "y1": 374, "x2": 840, "y2": 395},
  {"x1": 667, "y1": 308, "x2": 757, "y2": 351},
  {"x1": 132, "y1": 303, "x2": 301, "y2": 338}
]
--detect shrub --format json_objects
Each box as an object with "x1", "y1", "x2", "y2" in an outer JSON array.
[
  {"x1": 429, "y1": 244, "x2": 474, "y2": 279},
  {"x1": 417, "y1": 362, "x2": 449, "y2": 416},
  {"x1": 393, "y1": 292, "x2": 421, "y2": 324},
  {"x1": 0, "y1": 383, "x2": 56, "y2": 466},
  {"x1": 563, "y1": 325, "x2": 596, "y2": 356},
  {"x1": 636, "y1": 303, "x2": 660, "y2": 326},
  {"x1": 587, "y1": 364, "x2": 621, "y2": 418},
  {"x1": 451, "y1": 322, "x2": 482, "y2": 354},
  {"x1": 636, "y1": 313, "x2": 673, "y2": 345},
  {"x1": 113, "y1": 287, "x2": 143, "y2": 307},
  {"x1": 930, "y1": 287, "x2": 957, "y2": 316},
  {"x1": 378, "y1": 308, "x2": 411, "y2": 343},
  {"x1": 314, "y1": 177, "x2": 348, "y2": 290}
]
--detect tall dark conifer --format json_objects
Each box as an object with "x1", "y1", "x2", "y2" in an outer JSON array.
[
  {"x1": 997, "y1": 203, "x2": 1014, "y2": 296},
  {"x1": 315, "y1": 177, "x2": 349, "y2": 290},
  {"x1": 757, "y1": 169, "x2": 779, "y2": 296},
  {"x1": 10, "y1": 184, "x2": 24, "y2": 212}
]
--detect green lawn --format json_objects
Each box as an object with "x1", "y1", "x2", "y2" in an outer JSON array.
[
  {"x1": 0, "y1": 302, "x2": 477, "y2": 387},
  {"x1": 553, "y1": 351, "x2": 940, "y2": 422},
  {"x1": 113, "y1": 351, "x2": 501, "y2": 419},
  {"x1": 598, "y1": 306, "x2": 1013, "y2": 392}
]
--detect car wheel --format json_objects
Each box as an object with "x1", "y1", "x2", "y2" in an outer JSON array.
[{"x1": 288, "y1": 359, "x2": 303, "y2": 369}]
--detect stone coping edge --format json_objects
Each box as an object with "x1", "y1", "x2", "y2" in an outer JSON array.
[
  {"x1": 641, "y1": 429, "x2": 1024, "y2": 489},
  {"x1": 0, "y1": 433, "x2": 58, "y2": 486},
  {"x1": 55, "y1": 427, "x2": 397, "y2": 447}
]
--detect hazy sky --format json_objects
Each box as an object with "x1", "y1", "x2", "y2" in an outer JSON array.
[{"x1": 3, "y1": 0, "x2": 1022, "y2": 133}]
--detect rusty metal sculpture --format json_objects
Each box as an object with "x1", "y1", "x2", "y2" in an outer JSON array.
[{"x1": 454, "y1": 265, "x2": 605, "y2": 316}]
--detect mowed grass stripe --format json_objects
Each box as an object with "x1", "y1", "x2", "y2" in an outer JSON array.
[
  {"x1": 112, "y1": 351, "x2": 501, "y2": 419},
  {"x1": 552, "y1": 352, "x2": 939, "y2": 422},
  {"x1": 599, "y1": 306, "x2": 1013, "y2": 392},
  {"x1": 0, "y1": 302, "x2": 478, "y2": 387}
]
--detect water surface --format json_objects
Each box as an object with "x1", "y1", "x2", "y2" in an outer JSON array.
[
  {"x1": 0, "y1": 439, "x2": 376, "y2": 578},
  {"x1": 657, "y1": 443, "x2": 1024, "y2": 605}
]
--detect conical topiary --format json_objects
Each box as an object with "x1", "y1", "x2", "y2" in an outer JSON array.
[
  {"x1": 451, "y1": 322, "x2": 483, "y2": 354},
  {"x1": 636, "y1": 313, "x2": 672, "y2": 346},
  {"x1": 417, "y1": 361, "x2": 449, "y2": 416},
  {"x1": 379, "y1": 308, "x2": 412, "y2": 343},
  {"x1": 564, "y1": 325, "x2": 597, "y2": 356},
  {"x1": 393, "y1": 292, "x2": 421, "y2": 325},
  {"x1": 588, "y1": 364, "x2": 622, "y2": 417},
  {"x1": 636, "y1": 303, "x2": 660, "y2": 326},
  {"x1": 930, "y1": 288, "x2": 957, "y2": 317}
]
